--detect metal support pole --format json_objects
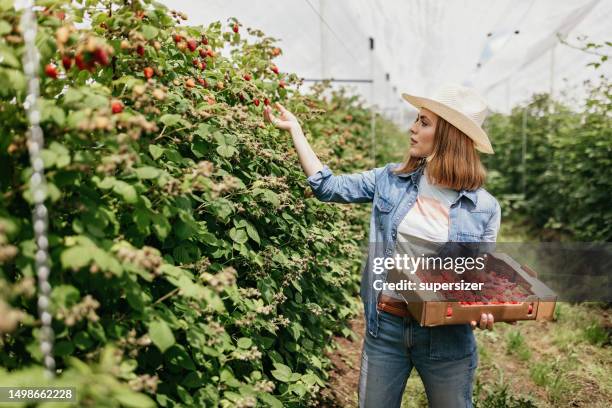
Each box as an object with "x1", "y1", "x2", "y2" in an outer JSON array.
[
  {"x1": 549, "y1": 44, "x2": 555, "y2": 98},
  {"x1": 369, "y1": 37, "x2": 376, "y2": 166},
  {"x1": 521, "y1": 106, "x2": 528, "y2": 196},
  {"x1": 301, "y1": 78, "x2": 373, "y2": 83},
  {"x1": 385, "y1": 73, "x2": 390, "y2": 120},
  {"x1": 505, "y1": 77, "x2": 511, "y2": 113}
]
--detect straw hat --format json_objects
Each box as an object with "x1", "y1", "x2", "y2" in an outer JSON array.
[{"x1": 401, "y1": 83, "x2": 494, "y2": 154}]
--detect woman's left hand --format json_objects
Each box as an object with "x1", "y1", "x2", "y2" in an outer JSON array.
[{"x1": 470, "y1": 313, "x2": 494, "y2": 330}]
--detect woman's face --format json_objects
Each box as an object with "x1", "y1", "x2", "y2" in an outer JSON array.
[{"x1": 408, "y1": 108, "x2": 438, "y2": 158}]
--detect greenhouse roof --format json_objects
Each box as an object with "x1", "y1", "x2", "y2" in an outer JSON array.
[{"x1": 164, "y1": 0, "x2": 611, "y2": 127}]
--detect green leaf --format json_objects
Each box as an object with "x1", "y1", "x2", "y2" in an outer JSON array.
[
  {"x1": 216, "y1": 144, "x2": 237, "y2": 158},
  {"x1": 172, "y1": 242, "x2": 200, "y2": 264},
  {"x1": 258, "y1": 393, "x2": 283, "y2": 408},
  {"x1": 74, "y1": 331, "x2": 94, "y2": 350},
  {"x1": 166, "y1": 345, "x2": 196, "y2": 371},
  {"x1": 54, "y1": 340, "x2": 74, "y2": 356},
  {"x1": 237, "y1": 337, "x2": 252, "y2": 349},
  {"x1": 141, "y1": 25, "x2": 159, "y2": 40},
  {"x1": 91, "y1": 247, "x2": 123, "y2": 276},
  {"x1": 245, "y1": 223, "x2": 260, "y2": 244},
  {"x1": 88, "y1": 321, "x2": 107, "y2": 343},
  {"x1": 134, "y1": 166, "x2": 160, "y2": 179},
  {"x1": 270, "y1": 363, "x2": 292, "y2": 382},
  {"x1": 49, "y1": 142, "x2": 70, "y2": 167},
  {"x1": 253, "y1": 188, "x2": 280, "y2": 207},
  {"x1": 0, "y1": 20, "x2": 11, "y2": 36},
  {"x1": 289, "y1": 322, "x2": 303, "y2": 341},
  {"x1": 115, "y1": 391, "x2": 156, "y2": 408},
  {"x1": 151, "y1": 212, "x2": 171, "y2": 240},
  {"x1": 214, "y1": 132, "x2": 238, "y2": 157},
  {"x1": 81, "y1": 93, "x2": 109, "y2": 109},
  {"x1": 220, "y1": 369, "x2": 241, "y2": 387},
  {"x1": 97, "y1": 176, "x2": 116, "y2": 189},
  {"x1": 0, "y1": 45, "x2": 19, "y2": 68},
  {"x1": 0, "y1": 0, "x2": 12, "y2": 12},
  {"x1": 160, "y1": 114, "x2": 182, "y2": 126},
  {"x1": 229, "y1": 227, "x2": 248, "y2": 244},
  {"x1": 40, "y1": 149, "x2": 57, "y2": 169},
  {"x1": 148, "y1": 320, "x2": 175, "y2": 352},
  {"x1": 181, "y1": 372, "x2": 205, "y2": 389},
  {"x1": 149, "y1": 144, "x2": 165, "y2": 160},
  {"x1": 194, "y1": 123, "x2": 212, "y2": 139},
  {"x1": 191, "y1": 138, "x2": 208, "y2": 158},
  {"x1": 112, "y1": 180, "x2": 138, "y2": 204},
  {"x1": 63, "y1": 88, "x2": 84, "y2": 104},
  {"x1": 133, "y1": 208, "x2": 151, "y2": 234},
  {"x1": 60, "y1": 246, "x2": 92, "y2": 270},
  {"x1": 288, "y1": 382, "x2": 307, "y2": 397},
  {"x1": 41, "y1": 102, "x2": 66, "y2": 126},
  {"x1": 3, "y1": 68, "x2": 25, "y2": 92},
  {"x1": 51, "y1": 285, "x2": 81, "y2": 308}
]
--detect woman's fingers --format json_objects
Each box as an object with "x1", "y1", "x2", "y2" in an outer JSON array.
[
  {"x1": 275, "y1": 103, "x2": 296, "y2": 121},
  {"x1": 470, "y1": 313, "x2": 496, "y2": 331},
  {"x1": 264, "y1": 106, "x2": 277, "y2": 125},
  {"x1": 264, "y1": 106, "x2": 289, "y2": 130},
  {"x1": 479, "y1": 313, "x2": 488, "y2": 330},
  {"x1": 275, "y1": 102, "x2": 287, "y2": 113}
]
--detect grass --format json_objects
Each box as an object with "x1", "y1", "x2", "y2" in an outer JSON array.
[
  {"x1": 583, "y1": 322, "x2": 609, "y2": 346},
  {"x1": 505, "y1": 330, "x2": 532, "y2": 361},
  {"x1": 474, "y1": 381, "x2": 538, "y2": 408}
]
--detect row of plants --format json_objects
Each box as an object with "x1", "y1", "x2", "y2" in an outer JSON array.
[
  {"x1": 482, "y1": 51, "x2": 611, "y2": 241},
  {"x1": 0, "y1": 1, "x2": 405, "y2": 406}
]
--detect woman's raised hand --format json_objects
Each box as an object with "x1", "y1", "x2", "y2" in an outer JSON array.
[{"x1": 263, "y1": 103, "x2": 300, "y2": 131}]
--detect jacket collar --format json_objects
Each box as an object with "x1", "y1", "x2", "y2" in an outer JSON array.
[{"x1": 395, "y1": 163, "x2": 479, "y2": 206}]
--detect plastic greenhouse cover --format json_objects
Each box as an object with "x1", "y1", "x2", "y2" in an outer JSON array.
[{"x1": 163, "y1": 0, "x2": 611, "y2": 128}]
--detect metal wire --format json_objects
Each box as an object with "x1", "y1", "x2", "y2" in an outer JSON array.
[{"x1": 303, "y1": 0, "x2": 362, "y2": 65}]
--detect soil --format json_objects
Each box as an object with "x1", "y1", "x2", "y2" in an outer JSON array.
[{"x1": 318, "y1": 315, "x2": 365, "y2": 407}]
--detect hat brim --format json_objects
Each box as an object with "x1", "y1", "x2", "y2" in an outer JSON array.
[{"x1": 402, "y1": 93, "x2": 494, "y2": 154}]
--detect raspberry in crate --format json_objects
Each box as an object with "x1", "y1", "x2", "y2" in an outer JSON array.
[{"x1": 396, "y1": 253, "x2": 557, "y2": 326}]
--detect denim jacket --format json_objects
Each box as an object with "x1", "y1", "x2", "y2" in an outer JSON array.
[{"x1": 306, "y1": 162, "x2": 501, "y2": 338}]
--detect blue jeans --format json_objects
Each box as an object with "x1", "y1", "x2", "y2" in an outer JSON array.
[{"x1": 358, "y1": 310, "x2": 479, "y2": 408}]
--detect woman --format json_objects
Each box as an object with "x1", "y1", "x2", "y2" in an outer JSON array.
[{"x1": 264, "y1": 83, "x2": 508, "y2": 408}]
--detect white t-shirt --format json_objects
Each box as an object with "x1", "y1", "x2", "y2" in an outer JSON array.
[{"x1": 382, "y1": 167, "x2": 459, "y2": 300}]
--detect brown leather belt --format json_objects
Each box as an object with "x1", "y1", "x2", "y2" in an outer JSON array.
[{"x1": 377, "y1": 294, "x2": 411, "y2": 318}]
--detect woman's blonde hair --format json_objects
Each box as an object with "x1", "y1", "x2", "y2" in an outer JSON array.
[{"x1": 392, "y1": 115, "x2": 486, "y2": 191}]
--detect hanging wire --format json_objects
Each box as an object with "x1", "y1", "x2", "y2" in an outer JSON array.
[
  {"x1": 20, "y1": 0, "x2": 56, "y2": 378},
  {"x1": 303, "y1": 0, "x2": 362, "y2": 66}
]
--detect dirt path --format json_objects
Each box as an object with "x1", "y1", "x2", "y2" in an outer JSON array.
[{"x1": 318, "y1": 314, "x2": 365, "y2": 407}]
